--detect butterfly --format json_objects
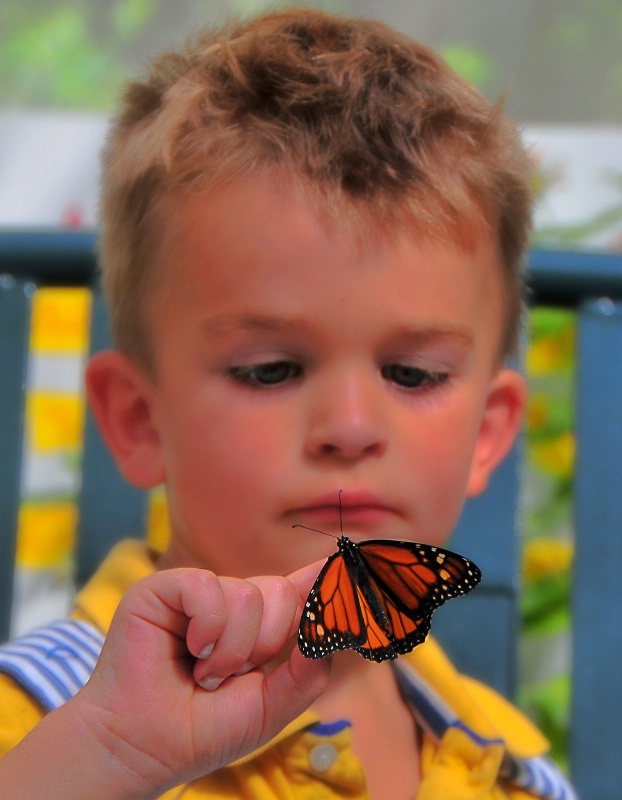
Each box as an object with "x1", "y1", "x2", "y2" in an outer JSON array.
[{"x1": 296, "y1": 501, "x2": 481, "y2": 662}]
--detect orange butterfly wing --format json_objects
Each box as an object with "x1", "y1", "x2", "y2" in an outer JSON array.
[
  {"x1": 298, "y1": 537, "x2": 480, "y2": 662},
  {"x1": 298, "y1": 551, "x2": 367, "y2": 657},
  {"x1": 359, "y1": 539, "x2": 482, "y2": 618},
  {"x1": 352, "y1": 575, "x2": 433, "y2": 661}
]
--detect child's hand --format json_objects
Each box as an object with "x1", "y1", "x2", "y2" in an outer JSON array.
[
  {"x1": 12, "y1": 565, "x2": 330, "y2": 800},
  {"x1": 79, "y1": 565, "x2": 330, "y2": 794}
]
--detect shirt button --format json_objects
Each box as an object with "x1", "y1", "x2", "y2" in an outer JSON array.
[{"x1": 309, "y1": 743, "x2": 338, "y2": 773}]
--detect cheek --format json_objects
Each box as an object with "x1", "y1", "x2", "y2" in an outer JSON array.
[
  {"x1": 168, "y1": 407, "x2": 291, "y2": 492},
  {"x1": 406, "y1": 410, "x2": 483, "y2": 536},
  {"x1": 411, "y1": 404, "x2": 480, "y2": 473},
  {"x1": 217, "y1": 412, "x2": 290, "y2": 467},
  {"x1": 415, "y1": 461, "x2": 471, "y2": 547}
]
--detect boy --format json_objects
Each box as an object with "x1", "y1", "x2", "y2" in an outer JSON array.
[{"x1": 0, "y1": 8, "x2": 575, "y2": 799}]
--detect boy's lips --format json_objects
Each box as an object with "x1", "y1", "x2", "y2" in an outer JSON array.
[{"x1": 290, "y1": 491, "x2": 398, "y2": 528}]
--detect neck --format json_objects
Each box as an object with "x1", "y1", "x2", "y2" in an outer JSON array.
[
  {"x1": 310, "y1": 650, "x2": 394, "y2": 719},
  {"x1": 310, "y1": 652, "x2": 421, "y2": 800}
]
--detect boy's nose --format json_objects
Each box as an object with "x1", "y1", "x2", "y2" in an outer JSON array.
[{"x1": 304, "y1": 374, "x2": 388, "y2": 461}]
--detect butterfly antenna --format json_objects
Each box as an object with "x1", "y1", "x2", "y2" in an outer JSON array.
[
  {"x1": 338, "y1": 488, "x2": 343, "y2": 534},
  {"x1": 292, "y1": 489, "x2": 344, "y2": 541},
  {"x1": 292, "y1": 523, "x2": 339, "y2": 541}
]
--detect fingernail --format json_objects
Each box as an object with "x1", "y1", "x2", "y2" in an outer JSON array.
[
  {"x1": 199, "y1": 675, "x2": 223, "y2": 691},
  {"x1": 198, "y1": 643, "x2": 215, "y2": 659},
  {"x1": 233, "y1": 661, "x2": 256, "y2": 677}
]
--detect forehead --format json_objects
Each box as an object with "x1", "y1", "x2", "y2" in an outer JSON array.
[
  {"x1": 147, "y1": 177, "x2": 506, "y2": 360},
  {"x1": 156, "y1": 172, "x2": 501, "y2": 273}
]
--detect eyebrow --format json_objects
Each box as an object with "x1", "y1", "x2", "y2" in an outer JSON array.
[
  {"x1": 388, "y1": 325, "x2": 474, "y2": 349},
  {"x1": 202, "y1": 313, "x2": 314, "y2": 337},
  {"x1": 203, "y1": 313, "x2": 473, "y2": 348}
]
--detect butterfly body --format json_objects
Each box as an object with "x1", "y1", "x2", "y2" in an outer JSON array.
[
  {"x1": 298, "y1": 535, "x2": 481, "y2": 662},
  {"x1": 336, "y1": 536, "x2": 391, "y2": 631}
]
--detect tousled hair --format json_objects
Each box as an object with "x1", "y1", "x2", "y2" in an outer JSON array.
[{"x1": 99, "y1": 7, "x2": 533, "y2": 365}]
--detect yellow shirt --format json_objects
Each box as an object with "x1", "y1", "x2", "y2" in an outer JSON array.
[{"x1": 0, "y1": 540, "x2": 573, "y2": 800}]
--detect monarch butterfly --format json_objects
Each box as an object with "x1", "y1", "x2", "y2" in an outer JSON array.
[{"x1": 295, "y1": 502, "x2": 481, "y2": 662}]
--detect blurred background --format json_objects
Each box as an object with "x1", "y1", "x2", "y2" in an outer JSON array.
[{"x1": 1, "y1": 0, "x2": 621, "y2": 771}]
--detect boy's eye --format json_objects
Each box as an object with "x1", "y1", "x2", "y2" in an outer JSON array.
[
  {"x1": 381, "y1": 363, "x2": 448, "y2": 390},
  {"x1": 229, "y1": 360, "x2": 302, "y2": 387}
]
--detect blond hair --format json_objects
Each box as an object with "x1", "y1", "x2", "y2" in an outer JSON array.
[{"x1": 99, "y1": 7, "x2": 532, "y2": 365}]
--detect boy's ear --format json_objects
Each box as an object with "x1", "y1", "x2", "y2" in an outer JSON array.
[
  {"x1": 85, "y1": 350, "x2": 165, "y2": 489},
  {"x1": 466, "y1": 368, "x2": 527, "y2": 498}
]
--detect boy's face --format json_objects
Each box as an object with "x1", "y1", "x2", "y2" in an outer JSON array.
[{"x1": 113, "y1": 177, "x2": 524, "y2": 577}]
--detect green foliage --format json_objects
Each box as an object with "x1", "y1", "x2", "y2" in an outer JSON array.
[
  {"x1": 111, "y1": 0, "x2": 157, "y2": 39},
  {"x1": 520, "y1": 307, "x2": 575, "y2": 765},
  {"x1": 546, "y1": 1, "x2": 622, "y2": 115},
  {"x1": 522, "y1": 571, "x2": 570, "y2": 635},
  {"x1": 519, "y1": 674, "x2": 571, "y2": 771},
  {"x1": 0, "y1": 0, "x2": 344, "y2": 110},
  {"x1": 0, "y1": 1, "x2": 159, "y2": 110},
  {"x1": 525, "y1": 309, "x2": 575, "y2": 480},
  {"x1": 439, "y1": 45, "x2": 494, "y2": 88}
]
